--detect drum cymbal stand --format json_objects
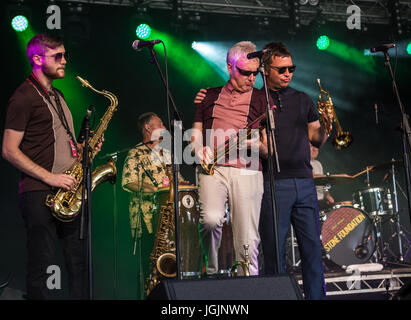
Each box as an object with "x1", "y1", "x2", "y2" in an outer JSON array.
[
  {"x1": 366, "y1": 169, "x2": 371, "y2": 188},
  {"x1": 288, "y1": 225, "x2": 301, "y2": 270},
  {"x1": 389, "y1": 162, "x2": 411, "y2": 264},
  {"x1": 373, "y1": 162, "x2": 411, "y2": 266}
]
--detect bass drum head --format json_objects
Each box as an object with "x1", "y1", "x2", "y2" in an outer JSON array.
[{"x1": 321, "y1": 206, "x2": 375, "y2": 268}]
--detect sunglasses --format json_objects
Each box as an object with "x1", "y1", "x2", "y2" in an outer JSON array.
[
  {"x1": 41, "y1": 52, "x2": 69, "y2": 63},
  {"x1": 270, "y1": 65, "x2": 296, "y2": 74},
  {"x1": 236, "y1": 66, "x2": 259, "y2": 77}
]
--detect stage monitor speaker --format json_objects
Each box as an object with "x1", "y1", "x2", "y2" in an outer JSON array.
[{"x1": 147, "y1": 274, "x2": 303, "y2": 300}]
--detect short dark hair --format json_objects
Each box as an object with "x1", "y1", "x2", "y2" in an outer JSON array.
[
  {"x1": 27, "y1": 33, "x2": 64, "y2": 66},
  {"x1": 262, "y1": 42, "x2": 291, "y2": 66},
  {"x1": 137, "y1": 112, "x2": 157, "y2": 135}
]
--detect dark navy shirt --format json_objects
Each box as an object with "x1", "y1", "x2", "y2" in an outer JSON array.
[{"x1": 263, "y1": 86, "x2": 318, "y2": 180}]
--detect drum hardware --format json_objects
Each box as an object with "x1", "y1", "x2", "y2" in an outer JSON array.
[
  {"x1": 352, "y1": 187, "x2": 393, "y2": 217},
  {"x1": 286, "y1": 226, "x2": 301, "y2": 271},
  {"x1": 313, "y1": 167, "x2": 372, "y2": 187},
  {"x1": 359, "y1": 159, "x2": 409, "y2": 263},
  {"x1": 354, "y1": 234, "x2": 373, "y2": 259},
  {"x1": 354, "y1": 159, "x2": 411, "y2": 266}
]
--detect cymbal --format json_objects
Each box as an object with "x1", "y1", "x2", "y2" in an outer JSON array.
[
  {"x1": 314, "y1": 174, "x2": 356, "y2": 185},
  {"x1": 368, "y1": 159, "x2": 402, "y2": 172}
]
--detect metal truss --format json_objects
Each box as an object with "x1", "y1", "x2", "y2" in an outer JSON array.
[
  {"x1": 296, "y1": 269, "x2": 411, "y2": 296},
  {"x1": 54, "y1": 0, "x2": 411, "y2": 26}
]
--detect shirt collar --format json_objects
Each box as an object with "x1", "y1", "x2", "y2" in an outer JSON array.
[
  {"x1": 269, "y1": 85, "x2": 292, "y2": 96},
  {"x1": 225, "y1": 80, "x2": 254, "y2": 95}
]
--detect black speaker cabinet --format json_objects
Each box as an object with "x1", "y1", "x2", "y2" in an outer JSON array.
[{"x1": 147, "y1": 274, "x2": 303, "y2": 300}]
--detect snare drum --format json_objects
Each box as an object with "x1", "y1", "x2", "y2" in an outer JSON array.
[
  {"x1": 155, "y1": 185, "x2": 202, "y2": 278},
  {"x1": 321, "y1": 206, "x2": 376, "y2": 268},
  {"x1": 352, "y1": 187, "x2": 393, "y2": 216}
]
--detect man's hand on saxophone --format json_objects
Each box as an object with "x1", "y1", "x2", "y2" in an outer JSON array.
[
  {"x1": 43, "y1": 173, "x2": 77, "y2": 191},
  {"x1": 77, "y1": 135, "x2": 105, "y2": 157}
]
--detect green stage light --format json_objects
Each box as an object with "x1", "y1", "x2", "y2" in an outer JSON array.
[
  {"x1": 316, "y1": 35, "x2": 330, "y2": 50},
  {"x1": 136, "y1": 23, "x2": 151, "y2": 39},
  {"x1": 11, "y1": 15, "x2": 29, "y2": 32},
  {"x1": 407, "y1": 42, "x2": 411, "y2": 55}
]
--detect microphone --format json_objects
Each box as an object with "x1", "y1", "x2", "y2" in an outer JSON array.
[
  {"x1": 77, "y1": 106, "x2": 93, "y2": 144},
  {"x1": 354, "y1": 245, "x2": 369, "y2": 259},
  {"x1": 135, "y1": 137, "x2": 163, "y2": 147},
  {"x1": 141, "y1": 165, "x2": 158, "y2": 188},
  {"x1": 370, "y1": 43, "x2": 396, "y2": 53},
  {"x1": 247, "y1": 48, "x2": 271, "y2": 59},
  {"x1": 132, "y1": 39, "x2": 161, "y2": 51},
  {"x1": 354, "y1": 235, "x2": 371, "y2": 259}
]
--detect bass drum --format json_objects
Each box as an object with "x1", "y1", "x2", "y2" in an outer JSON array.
[
  {"x1": 155, "y1": 185, "x2": 202, "y2": 278},
  {"x1": 321, "y1": 206, "x2": 376, "y2": 268}
]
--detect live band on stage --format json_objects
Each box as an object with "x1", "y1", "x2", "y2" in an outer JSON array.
[{"x1": 2, "y1": 32, "x2": 411, "y2": 301}]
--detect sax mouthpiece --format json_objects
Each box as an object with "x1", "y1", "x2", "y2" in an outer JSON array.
[{"x1": 76, "y1": 76, "x2": 89, "y2": 87}]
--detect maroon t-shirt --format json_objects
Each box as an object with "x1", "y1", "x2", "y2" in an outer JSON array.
[
  {"x1": 194, "y1": 85, "x2": 273, "y2": 171},
  {"x1": 4, "y1": 80, "x2": 77, "y2": 194}
]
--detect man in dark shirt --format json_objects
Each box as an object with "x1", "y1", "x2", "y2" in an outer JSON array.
[
  {"x1": 259, "y1": 42, "x2": 329, "y2": 299},
  {"x1": 2, "y1": 33, "x2": 100, "y2": 299}
]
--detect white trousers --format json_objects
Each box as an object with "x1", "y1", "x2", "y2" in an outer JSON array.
[{"x1": 198, "y1": 166, "x2": 264, "y2": 275}]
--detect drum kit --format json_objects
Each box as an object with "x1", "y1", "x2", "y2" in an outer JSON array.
[{"x1": 287, "y1": 159, "x2": 411, "y2": 272}]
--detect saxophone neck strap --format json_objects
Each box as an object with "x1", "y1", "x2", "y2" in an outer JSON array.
[{"x1": 27, "y1": 73, "x2": 78, "y2": 153}]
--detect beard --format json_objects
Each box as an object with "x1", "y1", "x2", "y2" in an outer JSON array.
[{"x1": 42, "y1": 64, "x2": 65, "y2": 80}]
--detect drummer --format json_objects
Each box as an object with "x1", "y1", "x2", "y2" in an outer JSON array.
[
  {"x1": 121, "y1": 112, "x2": 188, "y2": 295},
  {"x1": 310, "y1": 143, "x2": 335, "y2": 211}
]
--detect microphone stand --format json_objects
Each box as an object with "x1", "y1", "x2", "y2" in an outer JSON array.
[
  {"x1": 99, "y1": 150, "x2": 120, "y2": 299},
  {"x1": 133, "y1": 168, "x2": 145, "y2": 299},
  {"x1": 382, "y1": 49, "x2": 411, "y2": 227},
  {"x1": 79, "y1": 112, "x2": 93, "y2": 300},
  {"x1": 147, "y1": 43, "x2": 183, "y2": 281},
  {"x1": 260, "y1": 62, "x2": 281, "y2": 274}
]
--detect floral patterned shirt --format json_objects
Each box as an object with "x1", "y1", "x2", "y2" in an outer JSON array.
[{"x1": 122, "y1": 144, "x2": 183, "y2": 237}]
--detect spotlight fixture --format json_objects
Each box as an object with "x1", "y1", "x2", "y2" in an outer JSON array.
[
  {"x1": 11, "y1": 15, "x2": 29, "y2": 32},
  {"x1": 316, "y1": 35, "x2": 330, "y2": 50},
  {"x1": 136, "y1": 23, "x2": 151, "y2": 39}
]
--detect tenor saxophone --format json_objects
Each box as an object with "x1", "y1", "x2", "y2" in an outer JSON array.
[
  {"x1": 146, "y1": 166, "x2": 177, "y2": 295},
  {"x1": 45, "y1": 76, "x2": 118, "y2": 222}
]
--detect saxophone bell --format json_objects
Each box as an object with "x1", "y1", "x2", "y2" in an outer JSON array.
[{"x1": 156, "y1": 252, "x2": 177, "y2": 278}]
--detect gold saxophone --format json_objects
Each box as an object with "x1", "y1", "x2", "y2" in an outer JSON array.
[
  {"x1": 45, "y1": 76, "x2": 118, "y2": 222},
  {"x1": 146, "y1": 166, "x2": 177, "y2": 295},
  {"x1": 201, "y1": 105, "x2": 275, "y2": 175}
]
